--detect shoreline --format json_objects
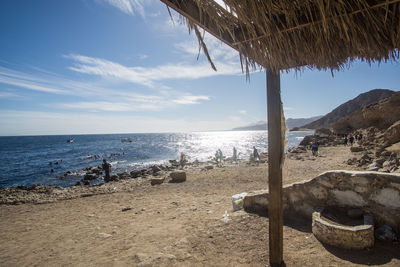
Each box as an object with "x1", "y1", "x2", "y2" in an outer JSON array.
[{"x1": 0, "y1": 144, "x2": 359, "y2": 205}]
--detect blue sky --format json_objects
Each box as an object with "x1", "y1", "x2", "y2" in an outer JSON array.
[{"x1": 0, "y1": 0, "x2": 399, "y2": 136}]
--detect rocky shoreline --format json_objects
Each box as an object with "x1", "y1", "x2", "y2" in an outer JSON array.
[
  {"x1": 0, "y1": 156, "x2": 268, "y2": 205},
  {"x1": 1, "y1": 125, "x2": 399, "y2": 206}
]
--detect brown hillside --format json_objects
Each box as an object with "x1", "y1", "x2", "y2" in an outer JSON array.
[
  {"x1": 301, "y1": 89, "x2": 395, "y2": 129},
  {"x1": 332, "y1": 92, "x2": 400, "y2": 134}
]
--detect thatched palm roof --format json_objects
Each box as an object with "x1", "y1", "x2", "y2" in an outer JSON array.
[{"x1": 161, "y1": 0, "x2": 400, "y2": 72}]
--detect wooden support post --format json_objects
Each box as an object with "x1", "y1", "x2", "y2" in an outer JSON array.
[{"x1": 266, "y1": 69, "x2": 284, "y2": 266}]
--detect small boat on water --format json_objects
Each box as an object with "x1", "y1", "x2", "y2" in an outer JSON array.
[
  {"x1": 121, "y1": 138, "x2": 132, "y2": 143},
  {"x1": 66, "y1": 138, "x2": 74, "y2": 143}
]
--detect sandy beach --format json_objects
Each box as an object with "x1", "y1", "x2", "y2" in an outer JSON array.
[{"x1": 1, "y1": 145, "x2": 399, "y2": 266}]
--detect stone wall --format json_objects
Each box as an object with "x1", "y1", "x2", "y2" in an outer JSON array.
[{"x1": 243, "y1": 170, "x2": 400, "y2": 233}]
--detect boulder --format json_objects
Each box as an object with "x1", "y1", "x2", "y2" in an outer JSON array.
[
  {"x1": 169, "y1": 171, "x2": 186, "y2": 183},
  {"x1": 151, "y1": 177, "x2": 165, "y2": 186},
  {"x1": 350, "y1": 146, "x2": 364, "y2": 152},
  {"x1": 89, "y1": 167, "x2": 102, "y2": 175},
  {"x1": 83, "y1": 173, "x2": 97, "y2": 181},
  {"x1": 152, "y1": 165, "x2": 162, "y2": 173},
  {"x1": 299, "y1": 135, "x2": 314, "y2": 147},
  {"x1": 315, "y1": 128, "x2": 333, "y2": 137},
  {"x1": 288, "y1": 146, "x2": 306, "y2": 153},
  {"x1": 169, "y1": 160, "x2": 179, "y2": 167},
  {"x1": 117, "y1": 172, "x2": 130, "y2": 180},
  {"x1": 384, "y1": 120, "x2": 400, "y2": 145},
  {"x1": 130, "y1": 170, "x2": 141, "y2": 178}
]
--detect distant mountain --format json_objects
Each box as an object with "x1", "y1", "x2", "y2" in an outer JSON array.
[
  {"x1": 231, "y1": 116, "x2": 322, "y2": 131},
  {"x1": 300, "y1": 89, "x2": 395, "y2": 129},
  {"x1": 232, "y1": 121, "x2": 267, "y2": 131},
  {"x1": 286, "y1": 116, "x2": 323, "y2": 130}
]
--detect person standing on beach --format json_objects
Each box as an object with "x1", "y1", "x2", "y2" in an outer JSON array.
[
  {"x1": 349, "y1": 135, "x2": 354, "y2": 146},
  {"x1": 102, "y1": 159, "x2": 111, "y2": 182},
  {"x1": 311, "y1": 139, "x2": 319, "y2": 156},
  {"x1": 253, "y1": 146, "x2": 260, "y2": 165},
  {"x1": 233, "y1": 147, "x2": 238, "y2": 164},
  {"x1": 218, "y1": 149, "x2": 223, "y2": 167},
  {"x1": 180, "y1": 152, "x2": 186, "y2": 169}
]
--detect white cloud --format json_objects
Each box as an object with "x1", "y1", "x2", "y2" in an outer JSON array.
[
  {"x1": 103, "y1": 0, "x2": 145, "y2": 17},
  {"x1": 174, "y1": 33, "x2": 239, "y2": 63},
  {"x1": 0, "y1": 67, "x2": 67, "y2": 94},
  {"x1": 0, "y1": 91, "x2": 20, "y2": 98},
  {"x1": 172, "y1": 95, "x2": 210, "y2": 105},
  {"x1": 238, "y1": 110, "x2": 247, "y2": 114},
  {"x1": 0, "y1": 65, "x2": 211, "y2": 112},
  {"x1": 66, "y1": 51, "x2": 242, "y2": 88}
]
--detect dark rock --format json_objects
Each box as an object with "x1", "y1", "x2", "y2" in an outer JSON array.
[
  {"x1": 152, "y1": 165, "x2": 162, "y2": 173},
  {"x1": 75, "y1": 181, "x2": 81, "y2": 186},
  {"x1": 90, "y1": 167, "x2": 102, "y2": 175},
  {"x1": 130, "y1": 170, "x2": 141, "y2": 178},
  {"x1": 315, "y1": 128, "x2": 333, "y2": 137},
  {"x1": 83, "y1": 173, "x2": 98, "y2": 181},
  {"x1": 169, "y1": 171, "x2": 186, "y2": 183},
  {"x1": 169, "y1": 160, "x2": 179, "y2": 167},
  {"x1": 350, "y1": 146, "x2": 364, "y2": 152},
  {"x1": 347, "y1": 158, "x2": 358, "y2": 165},
  {"x1": 82, "y1": 180, "x2": 90, "y2": 186},
  {"x1": 151, "y1": 177, "x2": 165, "y2": 185},
  {"x1": 288, "y1": 146, "x2": 306, "y2": 153},
  {"x1": 117, "y1": 172, "x2": 130, "y2": 180},
  {"x1": 122, "y1": 207, "x2": 132, "y2": 212}
]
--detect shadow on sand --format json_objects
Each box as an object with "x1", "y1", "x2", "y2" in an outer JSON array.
[
  {"x1": 250, "y1": 210, "x2": 399, "y2": 265},
  {"x1": 321, "y1": 240, "x2": 400, "y2": 265}
]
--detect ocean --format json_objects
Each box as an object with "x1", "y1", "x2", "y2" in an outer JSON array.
[{"x1": 0, "y1": 131, "x2": 312, "y2": 188}]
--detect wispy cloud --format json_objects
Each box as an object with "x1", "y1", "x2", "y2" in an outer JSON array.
[
  {"x1": 238, "y1": 110, "x2": 247, "y2": 115},
  {"x1": 172, "y1": 95, "x2": 210, "y2": 105},
  {"x1": 0, "y1": 92, "x2": 20, "y2": 98},
  {"x1": 0, "y1": 67, "x2": 67, "y2": 94},
  {"x1": 66, "y1": 51, "x2": 242, "y2": 88},
  {"x1": 102, "y1": 0, "x2": 145, "y2": 17},
  {"x1": 0, "y1": 65, "x2": 211, "y2": 112}
]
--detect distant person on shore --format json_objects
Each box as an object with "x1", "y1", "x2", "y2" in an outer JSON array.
[
  {"x1": 233, "y1": 147, "x2": 238, "y2": 164},
  {"x1": 102, "y1": 159, "x2": 111, "y2": 182},
  {"x1": 253, "y1": 146, "x2": 260, "y2": 165},
  {"x1": 311, "y1": 139, "x2": 319, "y2": 156},
  {"x1": 180, "y1": 152, "x2": 186, "y2": 169},
  {"x1": 349, "y1": 135, "x2": 354, "y2": 146},
  {"x1": 344, "y1": 135, "x2": 348, "y2": 146},
  {"x1": 357, "y1": 133, "x2": 363, "y2": 143},
  {"x1": 218, "y1": 149, "x2": 224, "y2": 167}
]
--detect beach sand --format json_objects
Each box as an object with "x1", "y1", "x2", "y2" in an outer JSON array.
[{"x1": 1, "y1": 146, "x2": 399, "y2": 266}]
